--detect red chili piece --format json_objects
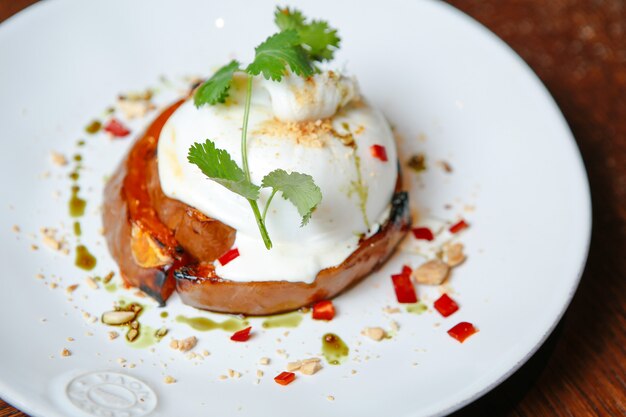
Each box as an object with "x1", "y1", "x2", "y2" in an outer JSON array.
[
  {"x1": 449, "y1": 219, "x2": 469, "y2": 234},
  {"x1": 312, "y1": 300, "x2": 336, "y2": 321},
  {"x1": 230, "y1": 326, "x2": 252, "y2": 342},
  {"x1": 369, "y1": 144, "x2": 388, "y2": 162},
  {"x1": 434, "y1": 294, "x2": 459, "y2": 317},
  {"x1": 218, "y1": 247, "x2": 240, "y2": 266},
  {"x1": 103, "y1": 118, "x2": 131, "y2": 137},
  {"x1": 447, "y1": 322, "x2": 477, "y2": 343},
  {"x1": 274, "y1": 371, "x2": 296, "y2": 386},
  {"x1": 391, "y1": 273, "x2": 417, "y2": 303},
  {"x1": 412, "y1": 227, "x2": 435, "y2": 241}
]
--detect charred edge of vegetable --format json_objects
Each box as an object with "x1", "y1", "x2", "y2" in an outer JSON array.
[
  {"x1": 389, "y1": 191, "x2": 410, "y2": 228},
  {"x1": 138, "y1": 269, "x2": 174, "y2": 307}
]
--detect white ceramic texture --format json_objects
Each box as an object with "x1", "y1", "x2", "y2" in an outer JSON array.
[{"x1": 0, "y1": 1, "x2": 591, "y2": 417}]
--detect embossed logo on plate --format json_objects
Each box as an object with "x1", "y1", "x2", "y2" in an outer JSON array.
[{"x1": 66, "y1": 371, "x2": 157, "y2": 417}]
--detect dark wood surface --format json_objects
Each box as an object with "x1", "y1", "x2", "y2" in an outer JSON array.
[{"x1": 1, "y1": 1, "x2": 624, "y2": 416}]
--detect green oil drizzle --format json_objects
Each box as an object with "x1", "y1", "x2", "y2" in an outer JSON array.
[
  {"x1": 406, "y1": 302, "x2": 428, "y2": 315},
  {"x1": 105, "y1": 282, "x2": 117, "y2": 293},
  {"x1": 85, "y1": 120, "x2": 102, "y2": 134},
  {"x1": 74, "y1": 244, "x2": 97, "y2": 271},
  {"x1": 322, "y1": 333, "x2": 349, "y2": 365},
  {"x1": 160, "y1": 311, "x2": 169, "y2": 318},
  {"x1": 73, "y1": 221, "x2": 82, "y2": 236},
  {"x1": 69, "y1": 185, "x2": 86, "y2": 217},
  {"x1": 176, "y1": 315, "x2": 248, "y2": 332},
  {"x1": 261, "y1": 311, "x2": 303, "y2": 329},
  {"x1": 73, "y1": 154, "x2": 83, "y2": 162}
]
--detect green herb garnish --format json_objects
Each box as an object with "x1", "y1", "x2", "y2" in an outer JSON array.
[{"x1": 188, "y1": 7, "x2": 340, "y2": 249}]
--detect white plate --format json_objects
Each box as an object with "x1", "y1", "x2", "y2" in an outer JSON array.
[{"x1": 0, "y1": 1, "x2": 591, "y2": 416}]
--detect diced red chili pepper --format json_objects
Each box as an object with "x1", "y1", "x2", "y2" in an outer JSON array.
[
  {"x1": 103, "y1": 118, "x2": 131, "y2": 137},
  {"x1": 312, "y1": 300, "x2": 336, "y2": 321},
  {"x1": 230, "y1": 326, "x2": 252, "y2": 342},
  {"x1": 370, "y1": 144, "x2": 388, "y2": 162},
  {"x1": 449, "y1": 219, "x2": 469, "y2": 234},
  {"x1": 401, "y1": 265, "x2": 412, "y2": 276},
  {"x1": 391, "y1": 273, "x2": 417, "y2": 303},
  {"x1": 218, "y1": 247, "x2": 240, "y2": 266},
  {"x1": 447, "y1": 322, "x2": 477, "y2": 343},
  {"x1": 412, "y1": 227, "x2": 435, "y2": 241},
  {"x1": 434, "y1": 294, "x2": 459, "y2": 317},
  {"x1": 274, "y1": 371, "x2": 296, "y2": 386}
]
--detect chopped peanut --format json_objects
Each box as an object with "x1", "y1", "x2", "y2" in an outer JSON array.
[
  {"x1": 362, "y1": 327, "x2": 386, "y2": 341},
  {"x1": 443, "y1": 242, "x2": 466, "y2": 267},
  {"x1": 412, "y1": 259, "x2": 450, "y2": 285}
]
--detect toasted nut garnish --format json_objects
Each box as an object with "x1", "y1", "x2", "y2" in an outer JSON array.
[
  {"x1": 362, "y1": 327, "x2": 386, "y2": 341},
  {"x1": 108, "y1": 331, "x2": 119, "y2": 340},
  {"x1": 103, "y1": 271, "x2": 115, "y2": 284},
  {"x1": 412, "y1": 259, "x2": 450, "y2": 285},
  {"x1": 155, "y1": 327, "x2": 168, "y2": 339},
  {"x1": 443, "y1": 242, "x2": 466, "y2": 267},
  {"x1": 66, "y1": 284, "x2": 79, "y2": 294},
  {"x1": 163, "y1": 375, "x2": 176, "y2": 384},
  {"x1": 101, "y1": 310, "x2": 136, "y2": 325},
  {"x1": 126, "y1": 328, "x2": 139, "y2": 342},
  {"x1": 300, "y1": 360, "x2": 322, "y2": 375},
  {"x1": 170, "y1": 336, "x2": 197, "y2": 352},
  {"x1": 286, "y1": 361, "x2": 302, "y2": 372},
  {"x1": 50, "y1": 151, "x2": 68, "y2": 166},
  {"x1": 61, "y1": 348, "x2": 71, "y2": 357},
  {"x1": 259, "y1": 357, "x2": 270, "y2": 365},
  {"x1": 85, "y1": 277, "x2": 98, "y2": 290}
]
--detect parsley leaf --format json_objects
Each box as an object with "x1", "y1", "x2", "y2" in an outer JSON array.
[
  {"x1": 261, "y1": 169, "x2": 322, "y2": 226},
  {"x1": 274, "y1": 7, "x2": 340, "y2": 62},
  {"x1": 188, "y1": 139, "x2": 260, "y2": 200},
  {"x1": 194, "y1": 60, "x2": 240, "y2": 107},
  {"x1": 245, "y1": 30, "x2": 314, "y2": 81}
]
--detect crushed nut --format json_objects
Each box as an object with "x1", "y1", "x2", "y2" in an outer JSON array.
[
  {"x1": 362, "y1": 327, "x2": 386, "y2": 341},
  {"x1": 170, "y1": 336, "x2": 197, "y2": 352},
  {"x1": 66, "y1": 284, "x2": 79, "y2": 294},
  {"x1": 101, "y1": 310, "x2": 136, "y2": 325},
  {"x1": 202, "y1": 350, "x2": 210, "y2": 357},
  {"x1": 300, "y1": 360, "x2": 322, "y2": 375},
  {"x1": 117, "y1": 94, "x2": 155, "y2": 119},
  {"x1": 85, "y1": 277, "x2": 99, "y2": 290},
  {"x1": 66, "y1": 337, "x2": 75, "y2": 342},
  {"x1": 11, "y1": 225, "x2": 20, "y2": 233},
  {"x1": 383, "y1": 306, "x2": 401, "y2": 314},
  {"x1": 443, "y1": 242, "x2": 466, "y2": 267},
  {"x1": 436, "y1": 160, "x2": 453, "y2": 173},
  {"x1": 256, "y1": 370, "x2": 264, "y2": 378},
  {"x1": 286, "y1": 361, "x2": 302, "y2": 372},
  {"x1": 50, "y1": 151, "x2": 68, "y2": 166},
  {"x1": 228, "y1": 369, "x2": 241, "y2": 379},
  {"x1": 390, "y1": 321, "x2": 400, "y2": 332},
  {"x1": 103, "y1": 271, "x2": 115, "y2": 284},
  {"x1": 108, "y1": 331, "x2": 119, "y2": 340},
  {"x1": 163, "y1": 375, "x2": 176, "y2": 384},
  {"x1": 35, "y1": 273, "x2": 44, "y2": 280},
  {"x1": 61, "y1": 348, "x2": 71, "y2": 357},
  {"x1": 412, "y1": 259, "x2": 450, "y2": 285},
  {"x1": 126, "y1": 328, "x2": 139, "y2": 342},
  {"x1": 259, "y1": 357, "x2": 270, "y2": 365},
  {"x1": 326, "y1": 395, "x2": 335, "y2": 402},
  {"x1": 155, "y1": 327, "x2": 168, "y2": 340}
]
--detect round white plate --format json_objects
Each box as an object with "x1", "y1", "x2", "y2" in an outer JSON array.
[{"x1": 0, "y1": 1, "x2": 591, "y2": 416}]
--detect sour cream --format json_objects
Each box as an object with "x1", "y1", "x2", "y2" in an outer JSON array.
[{"x1": 158, "y1": 71, "x2": 397, "y2": 283}]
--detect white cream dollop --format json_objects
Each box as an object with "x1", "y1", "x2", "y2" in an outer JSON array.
[
  {"x1": 158, "y1": 71, "x2": 397, "y2": 283},
  {"x1": 263, "y1": 71, "x2": 359, "y2": 122}
]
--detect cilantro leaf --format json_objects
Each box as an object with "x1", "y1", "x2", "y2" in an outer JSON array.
[
  {"x1": 245, "y1": 30, "x2": 314, "y2": 81},
  {"x1": 188, "y1": 139, "x2": 260, "y2": 200},
  {"x1": 194, "y1": 60, "x2": 240, "y2": 107},
  {"x1": 261, "y1": 169, "x2": 322, "y2": 226},
  {"x1": 274, "y1": 7, "x2": 305, "y2": 31},
  {"x1": 274, "y1": 7, "x2": 340, "y2": 62},
  {"x1": 298, "y1": 20, "x2": 340, "y2": 62}
]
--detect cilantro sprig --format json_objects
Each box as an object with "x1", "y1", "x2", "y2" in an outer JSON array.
[{"x1": 188, "y1": 7, "x2": 339, "y2": 249}]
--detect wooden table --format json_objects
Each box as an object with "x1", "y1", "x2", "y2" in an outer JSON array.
[{"x1": 1, "y1": 1, "x2": 624, "y2": 416}]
